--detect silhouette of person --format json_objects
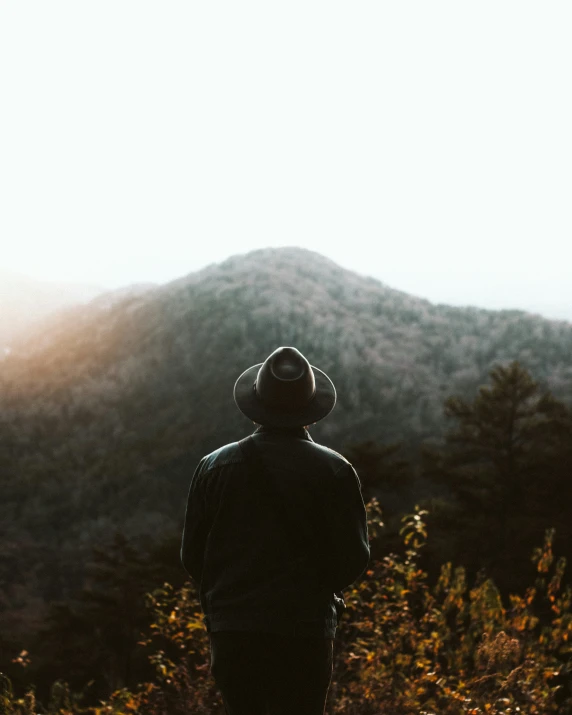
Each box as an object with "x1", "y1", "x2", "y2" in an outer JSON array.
[{"x1": 181, "y1": 346, "x2": 370, "y2": 714}]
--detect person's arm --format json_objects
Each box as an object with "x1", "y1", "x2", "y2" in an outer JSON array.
[
  {"x1": 316, "y1": 462, "x2": 370, "y2": 593},
  {"x1": 180, "y1": 458, "x2": 209, "y2": 586}
]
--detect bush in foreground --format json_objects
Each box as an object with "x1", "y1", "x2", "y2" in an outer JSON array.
[{"x1": 3, "y1": 499, "x2": 572, "y2": 714}]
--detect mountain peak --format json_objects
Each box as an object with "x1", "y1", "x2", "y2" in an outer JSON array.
[{"x1": 221, "y1": 245, "x2": 340, "y2": 267}]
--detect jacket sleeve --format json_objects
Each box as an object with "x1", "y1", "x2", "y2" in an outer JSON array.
[
  {"x1": 316, "y1": 461, "x2": 370, "y2": 593},
  {"x1": 180, "y1": 458, "x2": 209, "y2": 586}
]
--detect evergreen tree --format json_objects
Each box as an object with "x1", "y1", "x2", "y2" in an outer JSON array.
[
  {"x1": 29, "y1": 530, "x2": 186, "y2": 706},
  {"x1": 422, "y1": 361, "x2": 572, "y2": 593}
]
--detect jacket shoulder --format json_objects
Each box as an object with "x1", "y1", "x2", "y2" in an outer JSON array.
[
  {"x1": 305, "y1": 440, "x2": 352, "y2": 471},
  {"x1": 201, "y1": 441, "x2": 244, "y2": 472}
]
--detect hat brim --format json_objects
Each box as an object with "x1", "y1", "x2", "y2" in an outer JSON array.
[{"x1": 234, "y1": 363, "x2": 337, "y2": 428}]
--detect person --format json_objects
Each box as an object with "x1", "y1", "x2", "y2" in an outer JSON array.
[{"x1": 181, "y1": 346, "x2": 370, "y2": 715}]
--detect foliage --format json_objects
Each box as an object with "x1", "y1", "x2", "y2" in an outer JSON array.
[
  {"x1": 3, "y1": 500, "x2": 572, "y2": 714},
  {"x1": 20, "y1": 531, "x2": 187, "y2": 704},
  {"x1": 330, "y1": 503, "x2": 572, "y2": 714},
  {"x1": 421, "y1": 361, "x2": 572, "y2": 594}
]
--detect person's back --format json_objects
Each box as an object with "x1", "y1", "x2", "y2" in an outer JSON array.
[{"x1": 181, "y1": 346, "x2": 370, "y2": 714}]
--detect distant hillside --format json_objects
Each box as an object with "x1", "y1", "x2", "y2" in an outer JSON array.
[
  {"x1": 1, "y1": 247, "x2": 572, "y2": 637},
  {"x1": 6, "y1": 247, "x2": 572, "y2": 441},
  {"x1": 3, "y1": 245, "x2": 572, "y2": 470},
  {"x1": 0, "y1": 269, "x2": 106, "y2": 347}
]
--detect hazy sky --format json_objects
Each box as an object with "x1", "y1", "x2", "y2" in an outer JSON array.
[{"x1": 1, "y1": 2, "x2": 570, "y2": 319}]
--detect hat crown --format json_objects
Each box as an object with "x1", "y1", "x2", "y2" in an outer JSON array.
[{"x1": 255, "y1": 347, "x2": 316, "y2": 411}]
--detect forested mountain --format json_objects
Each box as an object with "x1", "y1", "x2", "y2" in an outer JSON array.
[
  {"x1": 2, "y1": 246, "x2": 572, "y2": 654},
  {"x1": 0, "y1": 269, "x2": 106, "y2": 347},
  {"x1": 6, "y1": 247, "x2": 572, "y2": 440}
]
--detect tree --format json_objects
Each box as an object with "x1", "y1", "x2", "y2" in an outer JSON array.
[
  {"x1": 29, "y1": 530, "x2": 187, "y2": 706},
  {"x1": 422, "y1": 361, "x2": 572, "y2": 593}
]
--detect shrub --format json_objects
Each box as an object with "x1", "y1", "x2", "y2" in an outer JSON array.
[{"x1": 2, "y1": 497, "x2": 572, "y2": 714}]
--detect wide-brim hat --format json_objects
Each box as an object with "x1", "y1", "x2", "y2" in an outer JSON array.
[{"x1": 234, "y1": 346, "x2": 336, "y2": 428}]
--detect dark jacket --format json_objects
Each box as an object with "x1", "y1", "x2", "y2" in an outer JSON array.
[{"x1": 180, "y1": 425, "x2": 370, "y2": 638}]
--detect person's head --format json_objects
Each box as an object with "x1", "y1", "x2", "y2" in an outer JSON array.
[{"x1": 234, "y1": 347, "x2": 336, "y2": 429}]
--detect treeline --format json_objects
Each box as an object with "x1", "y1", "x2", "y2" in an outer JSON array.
[{"x1": 355, "y1": 360, "x2": 572, "y2": 597}]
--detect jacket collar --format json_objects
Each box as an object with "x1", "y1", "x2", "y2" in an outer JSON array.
[{"x1": 253, "y1": 424, "x2": 314, "y2": 442}]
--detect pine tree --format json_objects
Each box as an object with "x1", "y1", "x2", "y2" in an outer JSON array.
[
  {"x1": 422, "y1": 361, "x2": 572, "y2": 593},
  {"x1": 31, "y1": 530, "x2": 186, "y2": 705}
]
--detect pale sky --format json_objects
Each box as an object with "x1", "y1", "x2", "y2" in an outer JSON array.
[{"x1": 1, "y1": 2, "x2": 571, "y2": 320}]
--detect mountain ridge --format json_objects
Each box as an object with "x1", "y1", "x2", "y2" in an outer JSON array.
[
  {"x1": 5, "y1": 248, "x2": 570, "y2": 357},
  {"x1": 4, "y1": 246, "x2": 572, "y2": 442}
]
